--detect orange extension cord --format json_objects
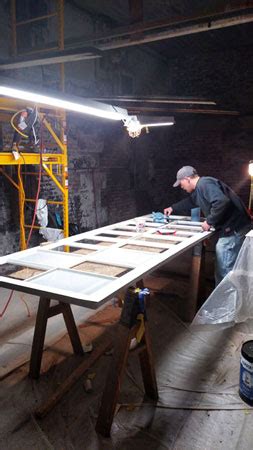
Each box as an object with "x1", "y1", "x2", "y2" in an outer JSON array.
[{"x1": 1, "y1": 123, "x2": 44, "y2": 318}]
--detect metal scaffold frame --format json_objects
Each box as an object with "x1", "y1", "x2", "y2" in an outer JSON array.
[
  {"x1": 0, "y1": 100, "x2": 69, "y2": 250},
  {"x1": 0, "y1": 0, "x2": 68, "y2": 250}
]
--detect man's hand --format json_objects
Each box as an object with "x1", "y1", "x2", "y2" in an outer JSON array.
[
  {"x1": 164, "y1": 207, "x2": 173, "y2": 216},
  {"x1": 201, "y1": 220, "x2": 211, "y2": 231}
]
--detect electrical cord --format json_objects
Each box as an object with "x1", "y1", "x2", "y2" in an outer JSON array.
[
  {"x1": 18, "y1": 152, "x2": 46, "y2": 213},
  {"x1": 0, "y1": 163, "x2": 31, "y2": 319},
  {"x1": 0, "y1": 290, "x2": 14, "y2": 317},
  {"x1": 11, "y1": 110, "x2": 29, "y2": 139},
  {"x1": 11, "y1": 107, "x2": 39, "y2": 142},
  {"x1": 0, "y1": 120, "x2": 44, "y2": 319},
  {"x1": 26, "y1": 120, "x2": 44, "y2": 248}
]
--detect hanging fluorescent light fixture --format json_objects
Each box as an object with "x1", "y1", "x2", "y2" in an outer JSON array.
[
  {"x1": 0, "y1": 85, "x2": 128, "y2": 121},
  {"x1": 124, "y1": 115, "x2": 174, "y2": 138}
]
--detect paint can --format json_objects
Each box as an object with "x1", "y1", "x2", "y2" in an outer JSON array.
[
  {"x1": 135, "y1": 217, "x2": 145, "y2": 232},
  {"x1": 239, "y1": 340, "x2": 253, "y2": 406}
]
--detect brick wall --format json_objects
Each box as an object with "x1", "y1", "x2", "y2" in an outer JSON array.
[{"x1": 1, "y1": 109, "x2": 252, "y2": 255}]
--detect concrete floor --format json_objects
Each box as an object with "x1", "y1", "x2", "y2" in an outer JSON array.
[{"x1": 1, "y1": 249, "x2": 253, "y2": 450}]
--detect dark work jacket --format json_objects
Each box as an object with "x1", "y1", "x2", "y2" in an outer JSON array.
[{"x1": 171, "y1": 176, "x2": 252, "y2": 236}]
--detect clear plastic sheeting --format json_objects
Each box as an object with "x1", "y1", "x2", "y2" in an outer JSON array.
[
  {"x1": 192, "y1": 231, "x2": 253, "y2": 328},
  {"x1": 39, "y1": 226, "x2": 63, "y2": 242},
  {"x1": 36, "y1": 199, "x2": 48, "y2": 227}
]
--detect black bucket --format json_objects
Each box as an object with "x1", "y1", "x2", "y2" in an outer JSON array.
[{"x1": 239, "y1": 340, "x2": 253, "y2": 406}]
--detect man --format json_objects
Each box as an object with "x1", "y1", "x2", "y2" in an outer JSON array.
[{"x1": 164, "y1": 166, "x2": 252, "y2": 285}]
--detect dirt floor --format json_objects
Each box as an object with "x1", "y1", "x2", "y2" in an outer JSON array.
[{"x1": 1, "y1": 246, "x2": 253, "y2": 450}]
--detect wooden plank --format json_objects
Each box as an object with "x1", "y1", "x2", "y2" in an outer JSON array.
[
  {"x1": 0, "y1": 47, "x2": 102, "y2": 69},
  {"x1": 35, "y1": 337, "x2": 112, "y2": 419}
]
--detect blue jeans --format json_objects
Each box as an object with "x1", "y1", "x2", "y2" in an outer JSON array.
[{"x1": 215, "y1": 228, "x2": 249, "y2": 285}]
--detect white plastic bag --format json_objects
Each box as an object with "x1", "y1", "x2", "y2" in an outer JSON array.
[
  {"x1": 39, "y1": 227, "x2": 63, "y2": 242},
  {"x1": 36, "y1": 199, "x2": 48, "y2": 227}
]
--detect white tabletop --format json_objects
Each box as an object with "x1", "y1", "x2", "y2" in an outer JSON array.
[{"x1": 0, "y1": 214, "x2": 212, "y2": 308}]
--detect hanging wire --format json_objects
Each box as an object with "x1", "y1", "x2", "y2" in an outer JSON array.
[{"x1": 0, "y1": 117, "x2": 44, "y2": 319}]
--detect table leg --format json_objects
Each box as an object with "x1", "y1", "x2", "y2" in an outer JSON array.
[{"x1": 29, "y1": 298, "x2": 83, "y2": 379}]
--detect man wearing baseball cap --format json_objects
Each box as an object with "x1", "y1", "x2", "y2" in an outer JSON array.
[{"x1": 164, "y1": 166, "x2": 252, "y2": 285}]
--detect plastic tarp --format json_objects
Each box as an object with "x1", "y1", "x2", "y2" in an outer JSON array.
[
  {"x1": 39, "y1": 227, "x2": 64, "y2": 241},
  {"x1": 192, "y1": 232, "x2": 253, "y2": 328},
  {"x1": 2, "y1": 277, "x2": 253, "y2": 449},
  {"x1": 36, "y1": 198, "x2": 48, "y2": 227}
]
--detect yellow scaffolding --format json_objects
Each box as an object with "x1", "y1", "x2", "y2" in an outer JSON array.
[
  {"x1": 0, "y1": 102, "x2": 69, "y2": 250},
  {"x1": 0, "y1": 1, "x2": 68, "y2": 250}
]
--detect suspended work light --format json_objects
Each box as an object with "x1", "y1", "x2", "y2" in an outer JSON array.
[
  {"x1": 123, "y1": 115, "x2": 174, "y2": 138},
  {"x1": 0, "y1": 85, "x2": 128, "y2": 121}
]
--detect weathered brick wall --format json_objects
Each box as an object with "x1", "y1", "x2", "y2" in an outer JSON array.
[
  {"x1": 1, "y1": 108, "x2": 252, "y2": 255},
  {"x1": 161, "y1": 45, "x2": 253, "y2": 207},
  {"x1": 169, "y1": 47, "x2": 253, "y2": 113},
  {"x1": 151, "y1": 116, "x2": 253, "y2": 210}
]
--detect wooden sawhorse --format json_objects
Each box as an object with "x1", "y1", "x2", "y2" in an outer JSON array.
[
  {"x1": 31, "y1": 287, "x2": 157, "y2": 437},
  {"x1": 96, "y1": 287, "x2": 158, "y2": 437},
  {"x1": 29, "y1": 297, "x2": 84, "y2": 379}
]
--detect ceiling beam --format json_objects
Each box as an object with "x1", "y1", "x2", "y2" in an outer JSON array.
[
  {"x1": 125, "y1": 106, "x2": 240, "y2": 116},
  {"x1": 91, "y1": 7, "x2": 253, "y2": 51},
  {"x1": 1, "y1": 5, "x2": 253, "y2": 70},
  {"x1": 81, "y1": 4, "x2": 253, "y2": 42},
  {"x1": 0, "y1": 47, "x2": 102, "y2": 70},
  {"x1": 91, "y1": 96, "x2": 216, "y2": 105}
]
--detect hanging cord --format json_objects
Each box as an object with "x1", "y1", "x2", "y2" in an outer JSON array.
[
  {"x1": 17, "y1": 163, "x2": 26, "y2": 238},
  {"x1": 0, "y1": 154, "x2": 26, "y2": 318},
  {"x1": 31, "y1": 107, "x2": 39, "y2": 145},
  {"x1": 10, "y1": 107, "x2": 39, "y2": 141},
  {"x1": 10, "y1": 109, "x2": 29, "y2": 138},
  {"x1": 26, "y1": 119, "x2": 44, "y2": 248},
  {"x1": 0, "y1": 290, "x2": 14, "y2": 317},
  {"x1": 19, "y1": 293, "x2": 31, "y2": 317},
  {"x1": 0, "y1": 291, "x2": 31, "y2": 318},
  {"x1": 0, "y1": 118, "x2": 44, "y2": 319}
]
